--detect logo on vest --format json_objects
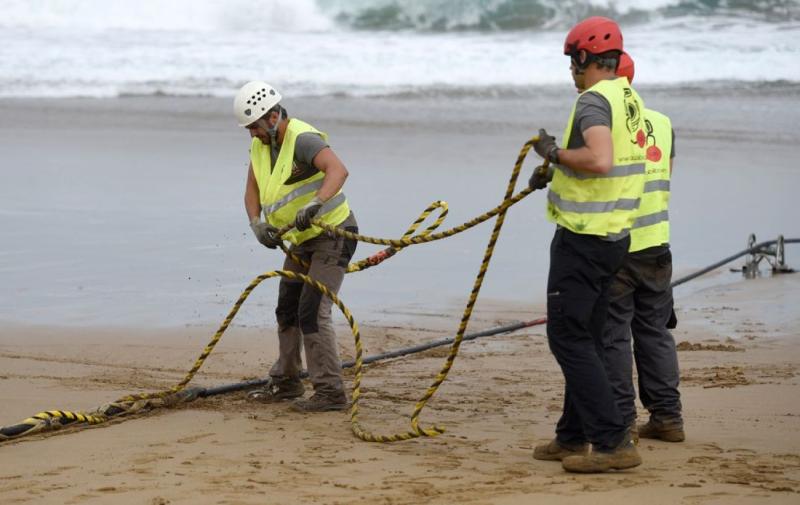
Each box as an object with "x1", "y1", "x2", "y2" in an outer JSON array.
[
  {"x1": 623, "y1": 87, "x2": 645, "y2": 147},
  {"x1": 643, "y1": 118, "x2": 662, "y2": 162}
]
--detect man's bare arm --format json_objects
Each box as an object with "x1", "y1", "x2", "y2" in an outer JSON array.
[
  {"x1": 311, "y1": 147, "x2": 349, "y2": 202},
  {"x1": 557, "y1": 125, "x2": 614, "y2": 175},
  {"x1": 245, "y1": 163, "x2": 261, "y2": 221}
]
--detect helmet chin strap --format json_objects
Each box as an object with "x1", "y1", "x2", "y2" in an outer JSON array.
[{"x1": 268, "y1": 108, "x2": 284, "y2": 145}]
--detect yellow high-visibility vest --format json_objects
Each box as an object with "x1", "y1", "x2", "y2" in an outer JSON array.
[
  {"x1": 547, "y1": 77, "x2": 647, "y2": 239},
  {"x1": 629, "y1": 108, "x2": 672, "y2": 252},
  {"x1": 250, "y1": 119, "x2": 350, "y2": 245}
]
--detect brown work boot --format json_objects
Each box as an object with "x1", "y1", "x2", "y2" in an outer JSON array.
[
  {"x1": 533, "y1": 439, "x2": 589, "y2": 461},
  {"x1": 562, "y1": 434, "x2": 642, "y2": 473},
  {"x1": 246, "y1": 376, "x2": 304, "y2": 403},
  {"x1": 638, "y1": 418, "x2": 685, "y2": 442},
  {"x1": 290, "y1": 391, "x2": 349, "y2": 413}
]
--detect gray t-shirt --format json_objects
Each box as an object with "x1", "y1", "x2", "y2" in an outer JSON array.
[
  {"x1": 270, "y1": 131, "x2": 329, "y2": 184},
  {"x1": 568, "y1": 92, "x2": 677, "y2": 159},
  {"x1": 566, "y1": 91, "x2": 612, "y2": 149},
  {"x1": 670, "y1": 129, "x2": 676, "y2": 159}
]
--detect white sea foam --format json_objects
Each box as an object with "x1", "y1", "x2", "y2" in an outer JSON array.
[
  {"x1": 1, "y1": 0, "x2": 798, "y2": 98},
  {"x1": 0, "y1": 0, "x2": 334, "y2": 32}
]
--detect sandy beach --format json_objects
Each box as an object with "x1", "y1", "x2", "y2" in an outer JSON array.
[
  {"x1": 1, "y1": 87, "x2": 799, "y2": 504},
  {"x1": 0, "y1": 274, "x2": 799, "y2": 504}
]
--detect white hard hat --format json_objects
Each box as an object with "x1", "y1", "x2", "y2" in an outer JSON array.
[{"x1": 234, "y1": 81, "x2": 282, "y2": 127}]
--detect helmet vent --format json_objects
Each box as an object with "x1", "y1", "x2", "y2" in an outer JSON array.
[
  {"x1": 588, "y1": 35, "x2": 595, "y2": 41},
  {"x1": 604, "y1": 33, "x2": 610, "y2": 40}
]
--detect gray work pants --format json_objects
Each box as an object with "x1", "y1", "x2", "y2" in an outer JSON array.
[
  {"x1": 602, "y1": 245, "x2": 683, "y2": 425},
  {"x1": 269, "y1": 213, "x2": 358, "y2": 395}
]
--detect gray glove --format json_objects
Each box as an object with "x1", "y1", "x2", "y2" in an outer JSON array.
[
  {"x1": 294, "y1": 197, "x2": 323, "y2": 231},
  {"x1": 533, "y1": 128, "x2": 560, "y2": 164},
  {"x1": 528, "y1": 164, "x2": 555, "y2": 191},
  {"x1": 250, "y1": 218, "x2": 282, "y2": 249}
]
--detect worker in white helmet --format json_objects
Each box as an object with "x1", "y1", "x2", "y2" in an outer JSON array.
[{"x1": 234, "y1": 81, "x2": 358, "y2": 412}]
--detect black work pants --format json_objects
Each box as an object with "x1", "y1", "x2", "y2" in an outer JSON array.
[
  {"x1": 603, "y1": 245, "x2": 682, "y2": 425},
  {"x1": 546, "y1": 227, "x2": 629, "y2": 451}
]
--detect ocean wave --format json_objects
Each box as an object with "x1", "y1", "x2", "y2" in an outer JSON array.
[
  {"x1": 324, "y1": 0, "x2": 800, "y2": 32},
  {"x1": 1, "y1": 0, "x2": 798, "y2": 34},
  {"x1": 4, "y1": 79, "x2": 799, "y2": 100},
  {"x1": 1, "y1": 1, "x2": 798, "y2": 99},
  {"x1": 0, "y1": 0, "x2": 334, "y2": 32}
]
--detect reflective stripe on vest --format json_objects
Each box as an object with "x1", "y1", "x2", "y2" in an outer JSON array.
[
  {"x1": 547, "y1": 191, "x2": 640, "y2": 213},
  {"x1": 263, "y1": 179, "x2": 323, "y2": 216},
  {"x1": 629, "y1": 108, "x2": 672, "y2": 252},
  {"x1": 546, "y1": 77, "x2": 647, "y2": 238},
  {"x1": 633, "y1": 209, "x2": 669, "y2": 229},
  {"x1": 644, "y1": 179, "x2": 670, "y2": 193},
  {"x1": 250, "y1": 118, "x2": 351, "y2": 245},
  {"x1": 558, "y1": 162, "x2": 646, "y2": 180}
]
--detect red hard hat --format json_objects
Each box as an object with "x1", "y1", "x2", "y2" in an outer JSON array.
[
  {"x1": 564, "y1": 16, "x2": 624, "y2": 56},
  {"x1": 617, "y1": 51, "x2": 635, "y2": 84}
]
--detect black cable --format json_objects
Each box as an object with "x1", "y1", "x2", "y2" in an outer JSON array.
[
  {"x1": 671, "y1": 238, "x2": 799, "y2": 288},
  {"x1": 200, "y1": 318, "x2": 547, "y2": 398},
  {"x1": 201, "y1": 239, "x2": 798, "y2": 398}
]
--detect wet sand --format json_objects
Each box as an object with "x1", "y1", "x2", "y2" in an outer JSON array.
[
  {"x1": 0, "y1": 88, "x2": 798, "y2": 326},
  {"x1": 1, "y1": 275, "x2": 799, "y2": 504}
]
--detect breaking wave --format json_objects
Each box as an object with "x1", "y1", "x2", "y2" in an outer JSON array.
[{"x1": 1, "y1": 0, "x2": 798, "y2": 98}]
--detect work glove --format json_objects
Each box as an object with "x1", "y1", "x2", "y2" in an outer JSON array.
[
  {"x1": 250, "y1": 217, "x2": 282, "y2": 249},
  {"x1": 294, "y1": 197, "x2": 323, "y2": 231},
  {"x1": 528, "y1": 164, "x2": 555, "y2": 191},
  {"x1": 533, "y1": 128, "x2": 560, "y2": 164}
]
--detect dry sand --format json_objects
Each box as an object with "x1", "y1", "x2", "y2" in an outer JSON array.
[{"x1": 1, "y1": 273, "x2": 799, "y2": 505}]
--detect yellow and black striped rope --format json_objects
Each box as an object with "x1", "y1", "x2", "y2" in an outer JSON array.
[
  {"x1": 115, "y1": 136, "x2": 541, "y2": 440},
  {"x1": 1, "y1": 397, "x2": 169, "y2": 441},
  {"x1": 349, "y1": 138, "x2": 542, "y2": 441},
  {"x1": 278, "y1": 191, "x2": 533, "y2": 253},
  {"x1": 1, "y1": 136, "x2": 542, "y2": 444},
  {"x1": 278, "y1": 200, "x2": 452, "y2": 274}
]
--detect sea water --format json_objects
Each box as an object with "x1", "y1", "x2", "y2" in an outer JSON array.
[
  {"x1": 1, "y1": 0, "x2": 798, "y2": 98},
  {"x1": 1, "y1": 0, "x2": 799, "y2": 327}
]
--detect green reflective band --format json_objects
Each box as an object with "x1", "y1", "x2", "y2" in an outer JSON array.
[
  {"x1": 633, "y1": 209, "x2": 669, "y2": 229},
  {"x1": 264, "y1": 179, "x2": 324, "y2": 216},
  {"x1": 548, "y1": 191, "x2": 640, "y2": 213},
  {"x1": 557, "y1": 162, "x2": 646, "y2": 180},
  {"x1": 643, "y1": 179, "x2": 670, "y2": 193}
]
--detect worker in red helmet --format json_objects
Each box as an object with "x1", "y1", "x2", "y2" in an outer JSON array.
[
  {"x1": 529, "y1": 16, "x2": 646, "y2": 473},
  {"x1": 602, "y1": 52, "x2": 685, "y2": 445},
  {"x1": 617, "y1": 51, "x2": 635, "y2": 83}
]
